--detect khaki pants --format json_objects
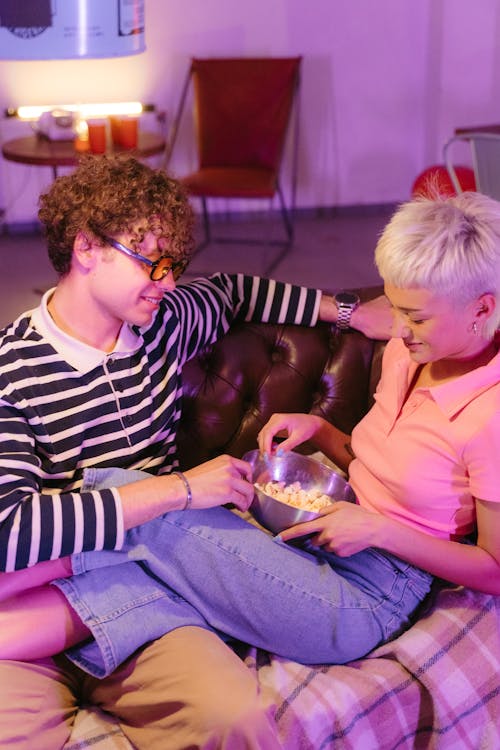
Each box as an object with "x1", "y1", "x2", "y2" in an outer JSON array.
[{"x1": 0, "y1": 626, "x2": 282, "y2": 750}]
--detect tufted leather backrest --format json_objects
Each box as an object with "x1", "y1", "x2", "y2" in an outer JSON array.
[{"x1": 177, "y1": 321, "x2": 385, "y2": 470}]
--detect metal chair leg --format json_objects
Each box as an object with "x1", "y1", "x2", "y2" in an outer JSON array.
[
  {"x1": 191, "y1": 197, "x2": 211, "y2": 257},
  {"x1": 276, "y1": 182, "x2": 294, "y2": 244},
  {"x1": 201, "y1": 198, "x2": 211, "y2": 245}
]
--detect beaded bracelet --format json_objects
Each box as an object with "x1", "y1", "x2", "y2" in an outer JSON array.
[{"x1": 173, "y1": 471, "x2": 193, "y2": 511}]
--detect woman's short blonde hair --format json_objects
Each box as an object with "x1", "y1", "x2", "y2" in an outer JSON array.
[{"x1": 375, "y1": 191, "x2": 500, "y2": 335}]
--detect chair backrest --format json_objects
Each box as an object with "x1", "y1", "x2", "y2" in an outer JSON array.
[
  {"x1": 443, "y1": 132, "x2": 500, "y2": 200},
  {"x1": 190, "y1": 57, "x2": 301, "y2": 171}
]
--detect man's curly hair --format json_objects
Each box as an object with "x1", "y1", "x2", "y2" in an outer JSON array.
[{"x1": 38, "y1": 154, "x2": 195, "y2": 276}]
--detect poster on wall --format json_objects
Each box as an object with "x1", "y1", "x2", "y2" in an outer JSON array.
[{"x1": 0, "y1": 0, "x2": 145, "y2": 59}]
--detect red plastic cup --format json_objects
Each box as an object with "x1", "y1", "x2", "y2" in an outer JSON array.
[
  {"x1": 87, "y1": 119, "x2": 107, "y2": 154},
  {"x1": 118, "y1": 117, "x2": 138, "y2": 149},
  {"x1": 109, "y1": 116, "x2": 122, "y2": 146}
]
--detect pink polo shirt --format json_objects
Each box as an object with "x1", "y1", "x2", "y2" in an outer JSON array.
[{"x1": 348, "y1": 337, "x2": 500, "y2": 540}]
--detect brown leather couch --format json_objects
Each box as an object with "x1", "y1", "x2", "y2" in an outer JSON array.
[{"x1": 177, "y1": 318, "x2": 385, "y2": 468}]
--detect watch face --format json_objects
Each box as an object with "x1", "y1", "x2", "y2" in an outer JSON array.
[{"x1": 335, "y1": 291, "x2": 359, "y2": 305}]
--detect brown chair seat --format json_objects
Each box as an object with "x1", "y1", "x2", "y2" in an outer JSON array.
[{"x1": 182, "y1": 167, "x2": 277, "y2": 199}]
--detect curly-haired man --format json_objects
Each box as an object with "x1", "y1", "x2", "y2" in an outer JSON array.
[{"x1": 0, "y1": 154, "x2": 390, "y2": 750}]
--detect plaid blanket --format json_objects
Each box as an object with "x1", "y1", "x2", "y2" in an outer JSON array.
[{"x1": 65, "y1": 585, "x2": 500, "y2": 750}]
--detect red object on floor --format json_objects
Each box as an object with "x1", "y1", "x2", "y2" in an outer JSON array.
[{"x1": 411, "y1": 165, "x2": 476, "y2": 197}]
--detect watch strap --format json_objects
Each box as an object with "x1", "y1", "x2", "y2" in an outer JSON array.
[{"x1": 336, "y1": 305, "x2": 355, "y2": 330}]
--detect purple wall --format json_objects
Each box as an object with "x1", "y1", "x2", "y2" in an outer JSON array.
[{"x1": 0, "y1": 0, "x2": 498, "y2": 214}]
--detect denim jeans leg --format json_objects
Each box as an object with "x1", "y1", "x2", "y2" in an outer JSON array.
[
  {"x1": 65, "y1": 467, "x2": 431, "y2": 670},
  {"x1": 110, "y1": 507, "x2": 430, "y2": 665},
  {"x1": 54, "y1": 563, "x2": 211, "y2": 678},
  {"x1": 54, "y1": 467, "x2": 213, "y2": 678}
]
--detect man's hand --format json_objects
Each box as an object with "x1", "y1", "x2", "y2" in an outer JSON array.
[
  {"x1": 319, "y1": 293, "x2": 392, "y2": 341},
  {"x1": 350, "y1": 295, "x2": 392, "y2": 340},
  {"x1": 185, "y1": 454, "x2": 255, "y2": 512}
]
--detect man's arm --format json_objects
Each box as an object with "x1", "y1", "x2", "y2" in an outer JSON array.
[
  {"x1": 171, "y1": 274, "x2": 321, "y2": 367},
  {"x1": 177, "y1": 276, "x2": 392, "y2": 359}
]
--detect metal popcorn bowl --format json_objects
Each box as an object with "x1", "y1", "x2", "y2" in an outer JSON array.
[{"x1": 243, "y1": 449, "x2": 356, "y2": 534}]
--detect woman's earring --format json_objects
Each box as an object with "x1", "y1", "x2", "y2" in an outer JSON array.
[{"x1": 472, "y1": 321, "x2": 478, "y2": 335}]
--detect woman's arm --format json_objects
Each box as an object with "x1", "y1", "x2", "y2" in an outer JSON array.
[
  {"x1": 374, "y1": 497, "x2": 500, "y2": 595},
  {"x1": 279, "y1": 496, "x2": 500, "y2": 596}
]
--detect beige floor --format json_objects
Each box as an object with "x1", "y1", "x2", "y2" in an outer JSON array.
[{"x1": 0, "y1": 207, "x2": 392, "y2": 329}]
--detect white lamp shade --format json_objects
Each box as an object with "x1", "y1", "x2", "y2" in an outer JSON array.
[{"x1": 0, "y1": 0, "x2": 145, "y2": 60}]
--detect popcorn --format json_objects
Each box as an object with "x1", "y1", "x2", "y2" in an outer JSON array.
[{"x1": 255, "y1": 480, "x2": 332, "y2": 512}]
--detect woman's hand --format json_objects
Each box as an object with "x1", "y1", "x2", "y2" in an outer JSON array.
[
  {"x1": 278, "y1": 501, "x2": 385, "y2": 556},
  {"x1": 185, "y1": 454, "x2": 254, "y2": 512},
  {"x1": 257, "y1": 413, "x2": 324, "y2": 455}
]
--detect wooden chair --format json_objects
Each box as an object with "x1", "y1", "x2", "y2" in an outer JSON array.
[{"x1": 164, "y1": 57, "x2": 302, "y2": 273}]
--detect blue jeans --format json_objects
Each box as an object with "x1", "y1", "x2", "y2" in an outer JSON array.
[{"x1": 53, "y1": 467, "x2": 433, "y2": 678}]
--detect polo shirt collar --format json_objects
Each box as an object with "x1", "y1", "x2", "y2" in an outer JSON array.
[
  {"x1": 30, "y1": 289, "x2": 142, "y2": 373},
  {"x1": 393, "y1": 336, "x2": 500, "y2": 418},
  {"x1": 431, "y1": 345, "x2": 500, "y2": 417}
]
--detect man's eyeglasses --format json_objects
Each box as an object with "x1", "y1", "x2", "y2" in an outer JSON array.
[{"x1": 100, "y1": 234, "x2": 186, "y2": 282}]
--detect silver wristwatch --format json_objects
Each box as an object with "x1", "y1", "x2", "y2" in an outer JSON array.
[{"x1": 334, "y1": 291, "x2": 360, "y2": 331}]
